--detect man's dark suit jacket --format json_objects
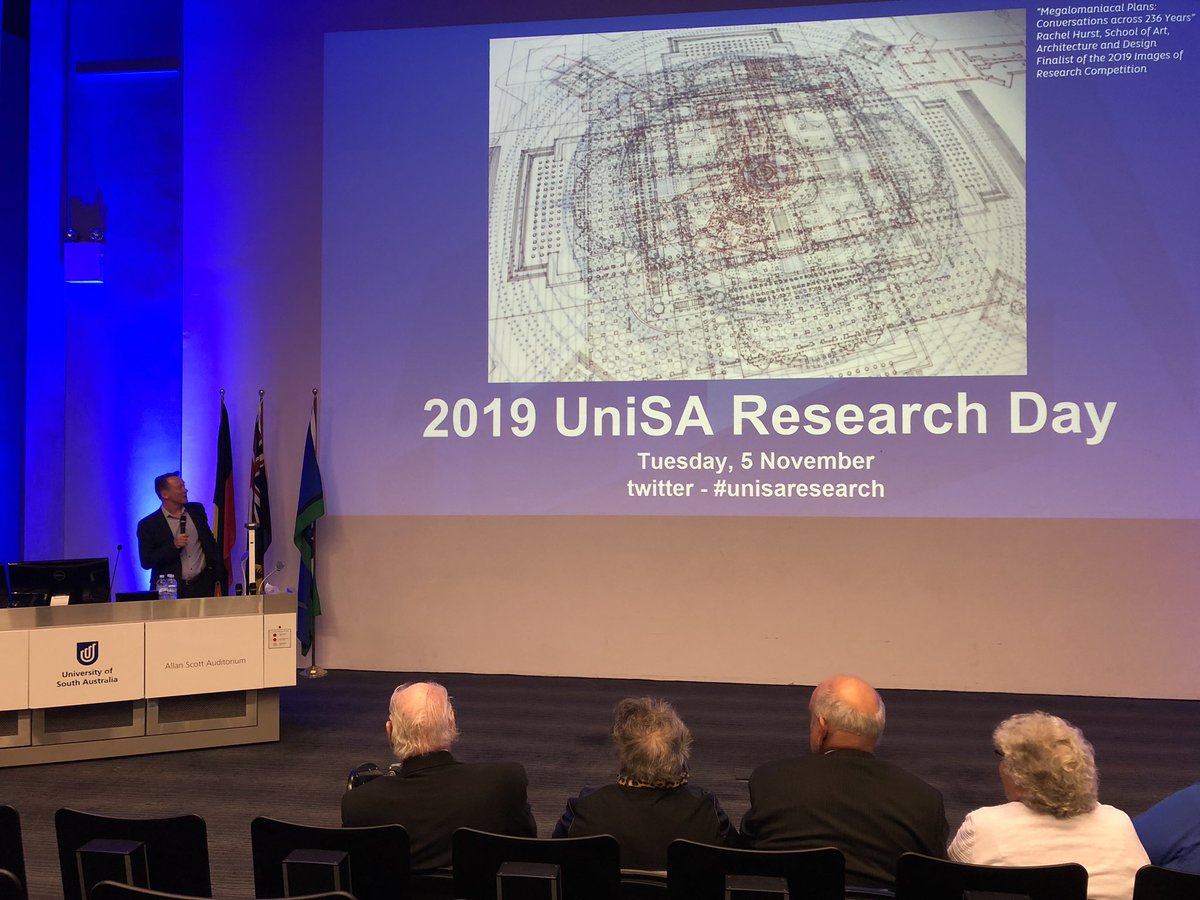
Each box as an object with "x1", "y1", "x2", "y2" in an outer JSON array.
[
  {"x1": 136, "y1": 502, "x2": 224, "y2": 590},
  {"x1": 340, "y1": 750, "x2": 537, "y2": 871},
  {"x1": 740, "y1": 748, "x2": 948, "y2": 888}
]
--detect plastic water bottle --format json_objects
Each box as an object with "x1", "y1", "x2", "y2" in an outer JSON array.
[
  {"x1": 156, "y1": 574, "x2": 167, "y2": 600},
  {"x1": 165, "y1": 573, "x2": 178, "y2": 600}
]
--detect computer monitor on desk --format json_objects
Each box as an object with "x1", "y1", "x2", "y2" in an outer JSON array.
[{"x1": 6, "y1": 558, "x2": 111, "y2": 607}]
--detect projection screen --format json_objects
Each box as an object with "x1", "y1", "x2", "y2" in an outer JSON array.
[{"x1": 315, "y1": 0, "x2": 1199, "y2": 696}]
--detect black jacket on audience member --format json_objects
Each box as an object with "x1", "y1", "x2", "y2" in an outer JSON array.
[
  {"x1": 740, "y1": 748, "x2": 948, "y2": 888},
  {"x1": 340, "y1": 750, "x2": 536, "y2": 871},
  {"x1": 553, "y1": 781, "x2": 734, "y2": 869}
]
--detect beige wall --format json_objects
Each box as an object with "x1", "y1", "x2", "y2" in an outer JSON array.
[{"x1": 314, "y1": 515, "x2": 1200, "y2": 699}]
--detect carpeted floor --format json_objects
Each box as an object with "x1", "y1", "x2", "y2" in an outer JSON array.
[{"x1": 1, "y1": 670, "x2": 1196, "y2": 899}]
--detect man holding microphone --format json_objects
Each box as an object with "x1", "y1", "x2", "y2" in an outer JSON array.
[{"x1": 136, "y1": 472, "x2": 226, "y2": 598}]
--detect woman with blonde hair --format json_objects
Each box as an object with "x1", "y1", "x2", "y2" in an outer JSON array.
[{"x1": 949, "y1": 712, "x2": 1148, "y2": 900}]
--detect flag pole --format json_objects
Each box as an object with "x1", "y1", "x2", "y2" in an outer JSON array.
[
  {"x1": 214, "y1": 388, "x2": 237, "y2": 596},
  {"x1": 214, "y1": 388, "x2": 225, "y2": 595},
  {"x1": 246, "y1": 523, "x2": 257, "y2": 594},
  {"x1": 302, "y1": 387, "x2": 328, "y2": 680},
  {"x1": 247, "y1": 391, "x2": 258, "y2": 594},
  {"x1": 248, "y1": 388, "x2": 268, "y2": 593}
]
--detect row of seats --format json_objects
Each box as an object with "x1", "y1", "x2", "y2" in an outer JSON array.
[{"x1": 2, "y1": 803, "x2": 1198, "y2": 900}]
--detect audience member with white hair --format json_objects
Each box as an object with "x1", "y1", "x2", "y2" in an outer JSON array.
[
  {"x1": 341, "y1": 681, "x2": 536, "y2": 870},
  {"x1": 949, "y1": 711, "x2": 1149, "y2": 900}
]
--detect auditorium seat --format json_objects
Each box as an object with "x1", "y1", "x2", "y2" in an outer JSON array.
[
  {"x1": 54, "y1": 808, "x2": 211, "y2": 900},
  {"x1": 250, "y1": 816, "x2": 409, "y2": 900},
  {"x1": 0, "y1": 870, "x2": 21, "y2": 900},
  {"x1": 410, "y1": 868, "x2": 455, "y2": 900},
  {"x1": 894, "y1": 852, "x2": 1087, "y2": 900},
  {"x1": 618, "y1": 869, "x2": 668, "y2": 898},
  {"x1": 0, "y1": 805, "x2": 26, "y2": 900},
  {"x1": 1133, "y1": 863, "x2": 1200, "y2": 899},
  {"x1": 452, "y1": 828, "x2": 621, "y2": 900},
  {"x1": 91, "y1": 883, "x2": 355, "y2": 900},
  {"x1": 666, "y1": 839, "x2": 845, "y2": 900}
]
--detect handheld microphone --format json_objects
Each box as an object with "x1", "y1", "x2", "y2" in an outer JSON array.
[{"x1": 180, "y1": 510, "x2": 188, "y2": 534}]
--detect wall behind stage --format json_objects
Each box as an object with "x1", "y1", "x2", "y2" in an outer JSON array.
[
  {"x1": 170, "y1": 0, "x2": 1198, "y2": 697},
  {"x1": 318, "y1": 516, "x2": 1199, "y2": 698},
  {"x1": 24, "y1": 0, "x2": 185, "y2": 588},
  {"x1": 0, "y1": 1, "x2": 29, "y2": 563}
]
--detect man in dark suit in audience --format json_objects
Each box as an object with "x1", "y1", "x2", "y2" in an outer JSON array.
[
  {"x1": 740, "y1": 674, "x2": 948, "y2": 888},
  {"x1": 341, "y1": 681, "x2": 536, "y2": 870}
]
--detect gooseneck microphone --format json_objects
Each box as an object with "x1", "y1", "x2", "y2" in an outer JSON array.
[
  {"x1": 260, "y1": 560, "x2": 286, "y2": 592},
  {"x1": 110, "y1": 543, "x2": 123, "y2": 601}
]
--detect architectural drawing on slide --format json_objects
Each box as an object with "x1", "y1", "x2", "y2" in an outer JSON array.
[{"x1": 488, "y1": 10, "x2": 1026, "y2": 382}]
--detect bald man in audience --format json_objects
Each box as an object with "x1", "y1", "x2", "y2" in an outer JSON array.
[
  {"x1": 341, "y1": 681, "x2": 536, "y2": 870},
  {"x1": 740, "y1": 674, "x2": 948, "y2": 888}
]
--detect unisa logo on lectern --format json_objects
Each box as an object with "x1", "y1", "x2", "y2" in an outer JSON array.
[{"x1": 76, "y1": 641, "x2": 100, "y2": 666}]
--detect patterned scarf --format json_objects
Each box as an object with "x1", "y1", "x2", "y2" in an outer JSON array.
[{"x1": 617, "y1": 771, "x2": 688, "y2": 790}]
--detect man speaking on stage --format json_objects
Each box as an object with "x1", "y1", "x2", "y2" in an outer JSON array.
[{"x1": 136, "y1": 472, "x2": 226, "y2": 598}]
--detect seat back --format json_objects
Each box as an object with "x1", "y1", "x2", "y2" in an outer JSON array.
[
  {"x1": 54, "y1": 808, "x2": 211, "y2": 900},
  {"x1": 91, "y1": 882, "x2": 356, "y2": 900},
  {"x1": 1132, "y1": 864, "x2": 1200, "y2": 900},
  {"x1": 250, "y1": 816, "x2": 409, "y2": 900},
  {"x1": 0, "y1": 806, "x2": 26, "y2": 900},
  {"x1": 451, "y1": 828, "x2": 621, "y2": 900},
  {"x1": 410, "y1": 867, "x2": 455, "y2": 900},
  {"x1": 0, "y1": 870, "x2": 22, "y2": 900},
  {"x1": 667, "y1": 840, "x2": 844, "y2": 900},
  {"x1": 619, "y1": 869, "x2": 668, "y2": 899},
  {"x1": 894, "y1": 853, "x2": 1087, "y2": 900},
  {"x1": 89, "y1": 886, "x2": 198, "y2": 900}
]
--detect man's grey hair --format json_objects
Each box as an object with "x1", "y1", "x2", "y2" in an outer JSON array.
[
  {"x1": 994, "y1": 711, "x2": 1098, "y2": 819},
  {"x1": 811, "y1": 679, "x2": 886, "y2": 743},
  {"x1": 612, "y1": 697, "x2": 691, "y2": 784},
  {"x1": 388, "y1": 681, "x2": 460, "y2": 760}
]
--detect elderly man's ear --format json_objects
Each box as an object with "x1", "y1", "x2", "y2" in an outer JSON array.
[{"x1": 809, "y1": 715, "x2": 827, "y2": 754}]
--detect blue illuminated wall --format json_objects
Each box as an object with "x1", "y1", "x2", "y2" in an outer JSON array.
[
  {"x1": 24, "y1": 0, "x2": 182, "y2": 590},
  {"x1": 0, "y1": 1, "x2": 28, "y2": 563}
]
